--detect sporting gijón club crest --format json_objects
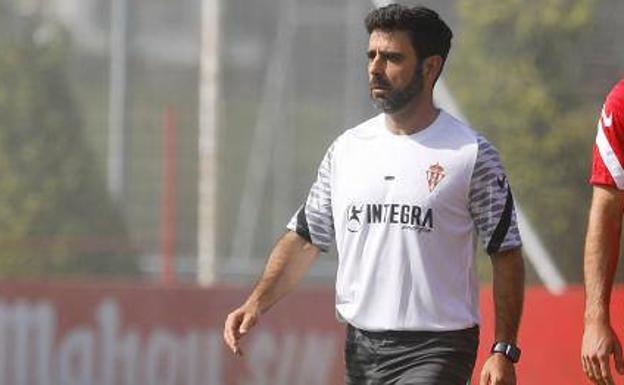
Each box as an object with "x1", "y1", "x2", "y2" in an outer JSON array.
[{"x1": 426, "y1": 162, "x2": 445, "y2": 192}]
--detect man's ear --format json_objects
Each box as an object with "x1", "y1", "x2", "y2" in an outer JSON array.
[{"x1": 422, "y1": 55, "x2": 444, "y2": 84}]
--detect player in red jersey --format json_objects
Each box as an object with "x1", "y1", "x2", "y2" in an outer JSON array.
[{"x1": 582, "y1": 79, "x2": 624, "y2": 384}]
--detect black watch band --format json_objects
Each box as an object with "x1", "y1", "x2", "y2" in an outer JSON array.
[{"x1": 490, "y1": 341, "x2": 521, "y2": 363}]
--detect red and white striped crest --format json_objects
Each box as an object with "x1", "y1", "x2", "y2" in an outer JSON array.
[{"x1": 426, "y1": 162, "x2": 445, "y2": 192}]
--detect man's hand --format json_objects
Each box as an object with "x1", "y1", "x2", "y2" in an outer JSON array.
[
  {"x1": 222, "y1": 231, "x2": 319, "y2": 356},
  {"x1": 479, "y1": 354, "x2": 516, "y2": 385},
  {"x1": 582, "y1": 321, "x2": 624, "y2": 384},
  {"x1": 583, "y1": 186, "x2": 624, "y2": 384},
  {"x1": 223, "y1": 302, "x2": 261, "y2": 356}
]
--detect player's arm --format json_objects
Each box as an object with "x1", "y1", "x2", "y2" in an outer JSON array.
[
  {"x1": 491, "y1": 246, "x2": 524, "y2": 344},
  {"x1": 224, "y1": 141, "x2": 336, "y2": 356},
  {"x1": 468, "y1": 136, "x2": 524, "y2": 385},
  {"x1": 223, "y1": 230, "x2": 320, "y2": 356},
  {"x1": 479, "y1": 246, "x2": 524, "y2": 385},
  {"x1": 581, "y1": 185, "x2": 624, "y2": 382},
  {"x1": 584, "y1": 185, "x2": 623, "y2": 325}
]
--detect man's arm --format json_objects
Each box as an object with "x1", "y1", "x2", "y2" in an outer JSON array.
[
  {"x1": 223, "y1": 231, "x2": 320, "y2": 356},
  {"x1": 491, "y1": 247, "x2": 525, "y2": 343},
  {"x1": 582, "y1": 185, "x2": 624, "y2": 383},
  {"x1": 480, "y1": 246, "x2": 524, "y2": 385}
]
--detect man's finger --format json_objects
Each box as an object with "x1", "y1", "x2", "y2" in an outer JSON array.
[
  {"x1": 586, "y1": 356, "x2": 598, "y2": 384},
  {"x1": 224, "y1": 312, "x2": 242, "y2": 354},
  {"x1": 598, "y1": 354, "x2": 613, "y2": 385},
  {"x1": 590, "y1": 355, "x2": 607, "y2": 385},
  {"x1": 223, "y1": 317, "x2": 236, "y2": 352},
  {"x1": 479, "y1": 368, "x2": 490, "y2": 385},
  {"x1": 239, "y1": 313, "x2": 256, "y2": 335},
  {"x1": 582, "y1": 356, "x2": 590, "y2": 379},
  {"x1": 583, "y1": 356, "x2": 599, "y2": 383}
]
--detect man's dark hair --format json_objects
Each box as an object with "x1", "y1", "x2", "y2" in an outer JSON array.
[{"x1": 365, "y1": 4, "x2": 453, "y2": 61}]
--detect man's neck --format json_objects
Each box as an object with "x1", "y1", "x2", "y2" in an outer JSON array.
[{"x1": 384, "y1": 97, "x2": 439, "y2": 136}]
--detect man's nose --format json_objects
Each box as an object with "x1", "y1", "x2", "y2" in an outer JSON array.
[{"x1": 369, "y1": 55, "x2": 385, "y2": 76}]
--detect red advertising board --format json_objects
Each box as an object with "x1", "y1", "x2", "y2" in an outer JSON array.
[
  {"x1": 0, "y1": 280, "x2": 622, "y2": 385},
  {"x1": 0, "y1": 280, "x2": 342, "y2": 385}
]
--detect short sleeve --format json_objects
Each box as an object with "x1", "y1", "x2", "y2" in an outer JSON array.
[
  {"x1": 590, "y1": 85, "x2": 624, "y2": 189},
  {"x1": 468, "y1": 136, "x2": 522, "y2": 254},
  {"x1": 286, "y1": 144, "x2": 335, "y2": 251}
]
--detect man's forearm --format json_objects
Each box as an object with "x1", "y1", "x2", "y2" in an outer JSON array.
[
  {"x1": 584, "y1": 186, "x2": 623, "y2": 324},
  {"x1": 491, "y1": 247, "x2": 525, "y2": 343},
  {"x1": 245, "y1": 231, "x2": 319, "y2": 313}
]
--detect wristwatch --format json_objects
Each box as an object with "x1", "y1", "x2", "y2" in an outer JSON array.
[{"x1": 490, "y1": 341, "x2": 521, "y2": 363}]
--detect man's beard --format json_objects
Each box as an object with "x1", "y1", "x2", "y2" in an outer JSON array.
[{"x1": 370, "y1": 63, "x2": 424, "y2": 113}]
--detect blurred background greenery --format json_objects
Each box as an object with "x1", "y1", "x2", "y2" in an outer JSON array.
[
  {"x1": 448, "y1": 0, "x2": 623, "y2": 281},
  {"x1": 0, "y1": 0, "x2": 621, "y2": 285}
]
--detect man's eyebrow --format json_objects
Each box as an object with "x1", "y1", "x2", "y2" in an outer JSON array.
[
  {"x1": 367, "y1": 49, "x2": 404, "y2": 58},
  {"x1": 368, "y1": 48, "x2": 400, "y2": 53}
]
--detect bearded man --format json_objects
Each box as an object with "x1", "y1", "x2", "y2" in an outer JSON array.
[{"x1": 224, "y1": 5, "x2": 525, "y2": 385}]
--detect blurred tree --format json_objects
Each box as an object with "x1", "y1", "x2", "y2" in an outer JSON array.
[
  {"x1": 447, "y1": 0, "x2": 597, "y2": 282},
  {"x1": 0, "y1": 4, "x2": 138, "y2": 276}
]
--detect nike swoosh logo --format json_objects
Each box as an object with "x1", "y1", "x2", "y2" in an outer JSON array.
[
  {"x1": 496, "y1": 175, "x2": 507, "y2": 189},
  {"x1": 602, "y1": 107, "x2": 613, "y2": 128}
]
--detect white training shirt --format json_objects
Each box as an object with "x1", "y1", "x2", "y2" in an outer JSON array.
[{"x1": 287, "y1": 110, "x2": 522, "y2": 331}]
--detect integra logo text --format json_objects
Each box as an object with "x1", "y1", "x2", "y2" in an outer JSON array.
[{"x1": 346, "y1": 203, "x2": 433, "y2": 233}]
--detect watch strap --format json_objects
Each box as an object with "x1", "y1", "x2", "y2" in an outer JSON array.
[{"x1": 490, "y1": 341, "x2": 521, "y2": 363}]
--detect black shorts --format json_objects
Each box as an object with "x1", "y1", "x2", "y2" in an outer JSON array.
[{"x1": 345, "y1": 324, "x2": 479, "y2": 385}]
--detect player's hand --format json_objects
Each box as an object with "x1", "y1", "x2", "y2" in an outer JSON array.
[
  {"x1": 479, "y1": 353, "x2": 516, "y2": 385},
  {"x1": 223, "y1": 302, "x2": 261, "y2": 356},
  {"x1": 581, "y1": 321, "x2": 624, "y2": 384}
]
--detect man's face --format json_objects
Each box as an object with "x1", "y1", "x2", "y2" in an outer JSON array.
[{"x1": 367, "y1": 29, "x2": 423, "y2": 113}]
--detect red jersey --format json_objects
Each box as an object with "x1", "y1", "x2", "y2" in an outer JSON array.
[{"x1": 590, "y1": 80, "x2": 624, "y2": 188}]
